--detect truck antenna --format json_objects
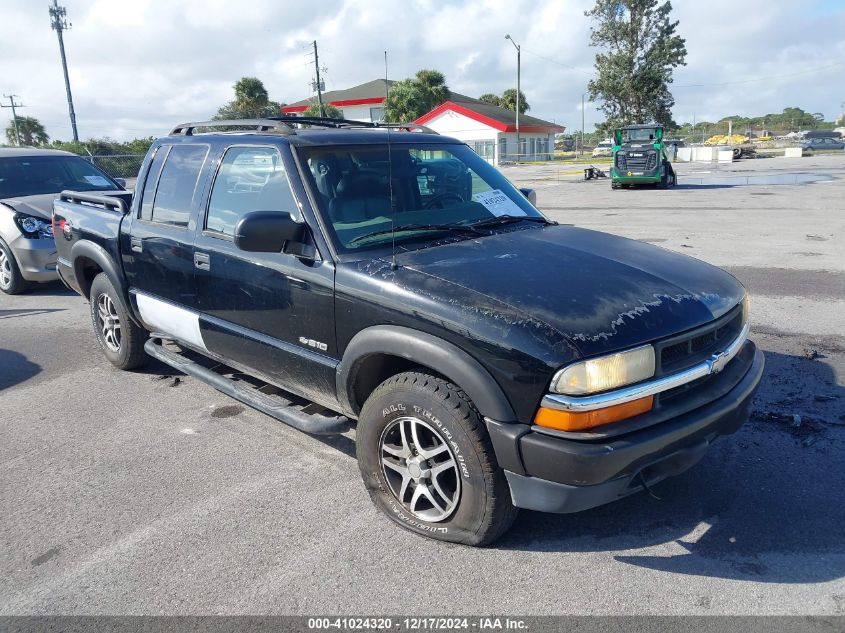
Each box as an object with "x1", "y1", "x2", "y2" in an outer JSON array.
[{"x1": 385, "y1": 50, "x2": 397, "y2": 271}]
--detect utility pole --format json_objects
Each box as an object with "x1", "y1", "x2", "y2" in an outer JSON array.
[
  {"x1": 581, "y1": 92, "x2": 586, "y2": 158},
  {"x1": 49, "y1": 0, "x2": 78, "y2": 141},
  {"x1": 312, "y1": 40, "x2": 325, "y2": 117},
  {"x1": 505, "y1": 34, "x2": 520, "y2": 162},
  {"x1": 1, "y1": 94, "x2": 24, "y2": 145}
]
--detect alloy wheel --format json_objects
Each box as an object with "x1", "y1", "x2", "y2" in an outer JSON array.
[
  {"x1": 0, "y1": 250, "x2": 11, "y2": 289},
  {"x1": 96, "y1": 293, "x2": 122, "y2": 352},
  {"x1": 380, "y1": 416, "x2": 461, "y2": 522}
]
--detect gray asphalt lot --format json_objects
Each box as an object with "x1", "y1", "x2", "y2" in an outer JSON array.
[{"x1": 1, "y1": 155, "x2": 844, "y2": 615}]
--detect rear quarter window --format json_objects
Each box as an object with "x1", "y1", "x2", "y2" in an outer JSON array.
[{"x1": 141, "y1": 144, "x2": 209, "y2": 227}]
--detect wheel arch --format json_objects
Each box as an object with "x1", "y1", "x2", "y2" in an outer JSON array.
[
  {"x1": 337, "y1": 325, "x2": 517, "y2": 422},
  {"x1": 70, "y1": 240, "x2": 124, "y2": 301}
]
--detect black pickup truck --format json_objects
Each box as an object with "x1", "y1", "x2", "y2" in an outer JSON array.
[{"x1": 53, "y1": 117, "x2": 764, "y2": 546}]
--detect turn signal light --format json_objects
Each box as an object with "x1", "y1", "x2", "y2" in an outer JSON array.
[{"x1": 533, "y1": 396, "x2": 654, "y2": 432}]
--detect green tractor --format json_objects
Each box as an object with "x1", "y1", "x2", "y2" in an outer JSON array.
[{"x1": 611, "y1": 124, "x2": 677, "y2": 189}]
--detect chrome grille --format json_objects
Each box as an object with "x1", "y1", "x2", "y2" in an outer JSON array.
[{"x1": 655, "y1": 305, "x2": 745, "y2": 376}]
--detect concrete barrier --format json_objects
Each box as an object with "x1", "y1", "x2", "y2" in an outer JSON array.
[
  {"x1": 718, "y1": 150, "x2": 733, "y2": 163},
  {"x1": 676, "y1": 147, "x2": 692, "y2": 162},
  {"x1": 692, "y1": 146, "x2": 714, "y2": 161},
  {"x1": 784, "y1": 147, "x2": 803, "y2": 158}
]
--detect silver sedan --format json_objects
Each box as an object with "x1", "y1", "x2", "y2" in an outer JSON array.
[{"x1": 0, "y1": 148, "x2": 125, "y2": 294}]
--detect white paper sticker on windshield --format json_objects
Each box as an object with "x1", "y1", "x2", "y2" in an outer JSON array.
[
  {"x1": 472, "y1": 189, "x2": 526, "y2": 217},
  {"x1": 84, "y1": 175, "x2": 111, "y2": 187}
]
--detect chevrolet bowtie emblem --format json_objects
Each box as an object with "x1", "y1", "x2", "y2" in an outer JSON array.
[{"x1": 708, "y1": 349, "x2": 731, "y2": 374}]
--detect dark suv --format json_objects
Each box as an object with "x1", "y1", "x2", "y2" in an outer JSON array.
[{"x1": 53, "y1": 118, "x2": 764, "y2": 546}]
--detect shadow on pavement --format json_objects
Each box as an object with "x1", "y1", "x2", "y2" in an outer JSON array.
[
  {"x1": 19, "y1": 281, "x2": 76, "y2": 297},
  {"x1": 495, "y1": 349, "x2": 845, "y2": 584},
  {"x1": 0, "y1": 349, "x2": 41, "y2": 391}
]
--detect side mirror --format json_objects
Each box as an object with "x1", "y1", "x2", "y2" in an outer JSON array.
[
  {"x1": 114, "y1": 178, "x2": 126, "y2": 188},
  {"x1": 519, "y1": 187, "x2": 537, "y2": 205},
  {"x1": 234, "y1": 211, "x2": 305, "y2": 253}
]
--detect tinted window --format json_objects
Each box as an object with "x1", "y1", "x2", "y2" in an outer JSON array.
[
  {"x1": 148, "y1": 144, "x2": 208, "y2": 227},
  {"x1": 206, "y1": 146, "x2": 297, "y2": 237},
  {"x1": 139, "y1": 147, "x2": 168, "y2": 221},
  {"x1": 0, "y1": 155, "x2": 118, "y2": 198}
]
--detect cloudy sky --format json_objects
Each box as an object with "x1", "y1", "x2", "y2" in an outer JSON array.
[{"x1": 2, "y1": 0, "x2": 844, "y2": 142}]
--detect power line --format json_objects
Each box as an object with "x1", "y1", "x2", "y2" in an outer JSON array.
[
  {"x1": 520, "y1": 47, "x2": 587, "y2": 72},
  {"x1": 49, "y1": 0, "x2": 79, "y2": 141},
  {"x1": 1, "y1": 94, "x2": 25, "y2": 145},
  {"x1": 673, "y1": 61, "x2": 845, "y2": 88}
]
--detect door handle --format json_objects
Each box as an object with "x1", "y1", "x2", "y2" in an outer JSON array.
[
  {"x1": 194, "y1": 252, "x2": 210, "y2": 271},
  {"x1": 130, "y1": 237, "x2": 143, "y2": 253}
]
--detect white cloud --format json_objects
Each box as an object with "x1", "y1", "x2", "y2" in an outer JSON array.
[{"x1": 0, "y1": 0, "x2": 842, "y2": 142}]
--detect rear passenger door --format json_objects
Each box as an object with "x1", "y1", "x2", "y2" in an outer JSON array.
[
  {"x1": 192, "y1": 144, "x2": 337, "y2": 406},
  {"x1": 124, "y1": 143, "x2": 209, "y2": 309}
]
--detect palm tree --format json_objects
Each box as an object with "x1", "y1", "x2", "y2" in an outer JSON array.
[
  {"x1": 214, "y1": 77, "x2": 282, "y2": 120},
  {"x1": 384, "y1": 69, "x2": 450, "y2": 122},
  {"x1": 5, "y1": 116, "x2": 49, "y2": 146}
]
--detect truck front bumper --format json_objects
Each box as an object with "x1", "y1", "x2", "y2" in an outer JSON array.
[{"x1": 487, "y1": 342, "x2": 765, "y2": 514}]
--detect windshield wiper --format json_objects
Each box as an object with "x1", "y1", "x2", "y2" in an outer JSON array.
[
  {"x1": 466, "y1": 215, "x2": 552, "y2": 229},
  {"x1": 348, "y1": 223, "x2": 487, "y2": 246}
]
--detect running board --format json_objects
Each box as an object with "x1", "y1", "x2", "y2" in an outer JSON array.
[{"x1": 144, "y1": 337, "x2": 352, "y2": 435}]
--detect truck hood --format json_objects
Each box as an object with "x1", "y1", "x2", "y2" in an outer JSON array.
[
  {"x1": 0, "y1": 194, "x2": 57, "y2": 220},
  {"x1": 395, "y1": 225, "x2": 745, "y2": 358}
]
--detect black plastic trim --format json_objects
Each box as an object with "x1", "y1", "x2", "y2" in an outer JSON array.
[{"x1": 337, "y1": 325, "x2": 517, "y2": 422}]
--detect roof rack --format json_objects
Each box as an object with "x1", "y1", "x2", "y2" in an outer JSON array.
[
  {"x1": 168, "y1": 117, "x2": 438, "y2": 136},
  {"x1": 169, "y1": 119, "x2": 296, "y2": 136},
  {"x1": 266, "y1": 116, "x2": 437, "y2": 134}
]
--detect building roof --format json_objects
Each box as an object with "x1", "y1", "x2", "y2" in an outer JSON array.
[
  {"x1": 416, "y1": 95, "x2": 565, "y2": 134},
  {"x1": 283, "y1": 78, "x2": 565, "y2": 133},
  {"x1": 283, "y1": 79, "x2": 396, "y2": 112}
]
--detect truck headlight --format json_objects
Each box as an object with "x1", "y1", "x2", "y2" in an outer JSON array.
[
  {"x1": 552, "y1": 345, "x2": 655, "y2": 395},
  {"x1": 14, "y1": 214, "x2": 54, "y2": 239}
]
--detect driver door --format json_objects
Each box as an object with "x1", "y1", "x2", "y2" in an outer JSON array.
[{"x1": 192, "y1": 144, "x2": 337, "y2": 405}]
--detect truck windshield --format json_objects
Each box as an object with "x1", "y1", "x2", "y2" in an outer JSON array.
[
  {"x1": 624, "y1": 128, "x2": 660, "y2": 142},
  {"x1": 0, "y1": 155, "x2": 119, "y2": 199},
  {"x1": 298, "y1": 142, "x2": 545, "y2": 253}
]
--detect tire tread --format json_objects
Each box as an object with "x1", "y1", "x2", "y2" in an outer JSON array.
[{"x1": 365, "y1": 370, "x2": 518, "y2": 546}]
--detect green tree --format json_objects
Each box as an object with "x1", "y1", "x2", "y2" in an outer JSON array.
[
  {"x1": 303, "y1": 103, "x2": 343, "y2": 119},
  {"x1": 499, "y1": 88, "x2": 530, "y2": 114},
  {"x1": 214, "y1": 77, "x2": 282, "y2": 119},
  {"x1": 384, "y1": 69, "x2": 450, "y2": 122},
  {"x1": 585, "y1": 0, "x2": 687, "y2": 131},
  {"x1": 5, "y1": 116, "x2": 49, "y2": 146},
  {"x1": 479, "y1": 93, "x2": 501, "y2": 106}
]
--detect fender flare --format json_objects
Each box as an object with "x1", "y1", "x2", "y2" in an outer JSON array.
[
  {"x1": 337, "y1": 325, "x2": 516, "y2": 422},
  {"x1": 70, "y1": 240, "x2": 125, "y2": 299}
]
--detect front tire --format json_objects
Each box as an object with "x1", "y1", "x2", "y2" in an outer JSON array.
[
  {"x1": 356, "y1": 371, "x2": 517, "y2": 546},
  {"x1": 0, "y1": 240, "x2": 30, "y2": 295},
  {"x1": 89, "y1": 273, "x2": 148, "y2": 370}
]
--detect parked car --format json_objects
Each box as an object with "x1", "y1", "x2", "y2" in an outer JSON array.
[
  {"x1": 0, "y1": 148, "x2": 125, "y2": 294},
  {"x1": 53, "y1": 117, "x2": 764, "y2": 546},
  {"x1": 802, "y1": 137, "x2": 845, "y2": 153},
  {"x1": 592, "y1": 139, "x2": 613, "y2": 157}
]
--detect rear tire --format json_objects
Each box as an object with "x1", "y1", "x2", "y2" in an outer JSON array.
[
  {"x1": 356, "y1": 371, "x2": 517, "y2": 546},
  {"x1": 0, "y1": 240, "x2": 31, "y2": 295},
  {"x1": 89, "y1": 273, "x2": 148, "y2": 370}
]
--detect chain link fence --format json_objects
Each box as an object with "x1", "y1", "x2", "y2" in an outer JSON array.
[{"x1": 83, "y1": 154, "x2": 145, "y2": 181}]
